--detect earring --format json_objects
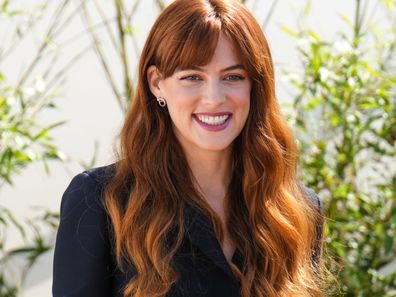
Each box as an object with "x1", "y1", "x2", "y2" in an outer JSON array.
[{"x1": 157, "y1": 97, "x2": 167, "y2": 107}]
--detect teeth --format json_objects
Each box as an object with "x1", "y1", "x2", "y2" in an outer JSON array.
[{"x1": 196, "y1": 114, "x2": 229, "y2": 125}]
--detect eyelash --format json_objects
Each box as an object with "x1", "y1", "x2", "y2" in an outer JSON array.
[
  {"x1": 181, "y1": 75, "x2": 245, "y2": 81},
  {"x1": 182, "y1": 75, "x2": 200, "y2": 81},
  {"x1": 226, "y1": 75, "x2": 245, "y2": 81}
]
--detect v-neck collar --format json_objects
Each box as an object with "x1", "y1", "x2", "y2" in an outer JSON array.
[{"x1": 183, "y1": 202, "x2": 243, "y2": 281}]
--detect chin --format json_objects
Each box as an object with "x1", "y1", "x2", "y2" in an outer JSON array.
[{"x1": 197, "y1": 142, "x2": 233, "y2": 153}]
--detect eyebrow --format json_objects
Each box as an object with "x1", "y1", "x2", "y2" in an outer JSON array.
[{"x1": 179, "y1": 64, "x2": 245, "y2": 72}]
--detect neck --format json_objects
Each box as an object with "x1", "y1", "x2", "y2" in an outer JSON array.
[{"x1": 184, "y1": 148, "x2": 232, "y2": 205}]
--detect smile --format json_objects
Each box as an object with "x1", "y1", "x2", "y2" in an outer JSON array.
[
  {"x1": 193, "y1": 112, "x2": 232, "y2": 132},
  {"x1": 195, "y1": 114, "x2": 230, "y2": 126}
]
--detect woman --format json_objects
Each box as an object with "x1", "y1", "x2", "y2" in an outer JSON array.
[{"x1": 53, "y1": 0, "x2": 325, "y2": 296}]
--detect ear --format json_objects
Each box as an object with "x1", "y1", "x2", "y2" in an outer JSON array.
[{"x1": 147, "y1": 65, "x2": 163, "y2": 98}]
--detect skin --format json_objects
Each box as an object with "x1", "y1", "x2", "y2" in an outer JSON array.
[{"x1": 147, "y1": 33, "x2": 252, "y2": 261}]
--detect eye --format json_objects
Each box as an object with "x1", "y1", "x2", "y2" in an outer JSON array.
[
  {"x1": 181, "y1": 75, "x2": 201, "y2": 81},
  {"x1": 225, "y1": 74, "x2": 245, "y2": 81}
]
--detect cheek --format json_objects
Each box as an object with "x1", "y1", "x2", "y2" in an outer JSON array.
[
  {"x1": 235, "y1": 86, "x2": 251, "y2": 125},
  {"x1": 233, "y1": 86, "x2": 251, "y2": 110},
  {"x1": 166, "y1": 96, "x2": 195, "y2": 125},
  {"x1": 166, "y1": 88, "x2": 200, "y2": 114}
]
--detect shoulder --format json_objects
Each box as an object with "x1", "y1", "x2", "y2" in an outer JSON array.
[
  {"x1": 83, "y1": 163, "x2": 117, "y2": 185},
  {"x1": 298, "y1": 184, "x2": 324, "y2": 215},
  {"x1": 53, "y1": 164, "x2": 118, "y2": 295},
  {"x1": 60, "y1": 163, "x2": 116, "y2": 220},
  {"x1": 298, "y1": 184, "x2": 325, "y2": 265}
]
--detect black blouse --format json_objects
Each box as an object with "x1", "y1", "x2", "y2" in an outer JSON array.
[{"x1": 52, "y1": 164, "x2": 323, "y2": 297}]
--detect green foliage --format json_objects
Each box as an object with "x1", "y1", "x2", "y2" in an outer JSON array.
[
  {"x1": 0, "y1": 78, "x2": 66, "y2": 186},
  {"x1": 0, "y1": 0, "x2": 79, "y2": 295},
  {"x1": 0, "y1": 208, "x2": 59, "y2": 296},
  {"x1": 283, "y1": 0, "x2": 396, "y2": 295},
  {"x1": 1, "y1": 0, "x2": 394, "y2": 295}
]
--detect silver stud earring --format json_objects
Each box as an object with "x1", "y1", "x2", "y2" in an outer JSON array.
[{"x1": 157, "y1": 97, "x2": 167, "y2": 107}]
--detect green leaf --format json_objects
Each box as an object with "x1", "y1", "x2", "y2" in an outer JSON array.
[
  {"x1": 0, "y1": 208, "x2": 26, "y2": 239},
  {"x1": 46, "y1": 102, "x2": 56, "y2": 108},
  {"x1": 357, "y1": 102, "x2": 380, "y2": 109},
  {"x1": 309, "y1": 31, "x2": 321, "y2": 42},
  {"x1": 7, "y1": 246, "x2": 39, "y2": 257},
  {"x1": 303, "y1": 0, "x2": 311, "y2": 16},
  {"x1": 0, "y1": 96, "x2": 5, "y2": 108},
  {"x1": 339, "y1": 14, "x2": 353, "y2": 29},
  {"x1": 44, "y1": 150, "x2": 64, "y2": 160},
  {"x1": 335, "y1": 184, "x2": 349, "y2": 198},
  {"x1": 331, "y1": 241, "x2": 347, "y2": 258},
  {"x1": 391, "y1": 215, "x2": 396, "y2": 229},
  {"x1": 32, "y1": 120, "x2": 66, "y2": 141},
  {"x1": 382, "y1": 0, "x2": 395, "y2": 9},
  {"x1": 280, "y1": 25, "x2": 299, "y2": 38},
  {"x1": 330, "y1": 115, "x2": 341, "y2": 127},
  {"x1": 384, "y1": 234, "x2": 393, "y2": 255},
  {"x1": 6, "y1": 8, "x2": 25, "y2": 16},
  {"x1": 12, "y1": 151, "x2": 32, "y2": 162},
  {"x1": 1, "y1": 0, "x2": 9, "y2": 12},
  {"x1": 304, "y1": 97, "x2": 322, "y2": 110},
  {"x1": 124, "y1": 25, "x2": 137, "y2": 36}
]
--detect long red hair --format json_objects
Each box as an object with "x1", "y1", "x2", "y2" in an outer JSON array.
[{"x1": 104, "y1": 0, "x2": 325, "y2": 296}]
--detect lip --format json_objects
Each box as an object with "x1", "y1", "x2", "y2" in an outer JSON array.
[{"x1": 192, "y1": 112, "x2": 232, "y2": 132}]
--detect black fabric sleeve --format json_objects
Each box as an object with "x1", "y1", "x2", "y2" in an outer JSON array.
[
  {"x1": 52, "y1": 172, "x2": 112, "y2": 297},
  {"x1": 298, "y1": 185, "x2": 325, "y2": 265},
  {"x1": 300, "y1": 185, "x2": 324, "y2": 215}
]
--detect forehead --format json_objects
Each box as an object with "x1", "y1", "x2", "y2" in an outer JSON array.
[
  {"x1": 176, "y1": 33, "x2": 245, "y2": 71},
  {"x1": 211, "y1": 33, "x2": 242, "y2": 64}
]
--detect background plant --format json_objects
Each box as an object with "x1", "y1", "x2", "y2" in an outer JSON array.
[
  {"x1": 2, "y1": 0, "x2": 395, "y2": 295},
  {"x1": 0, "y1": 1, "x2": 84, "y2": 295},
  {"x1": 283, "y1": 0, "x2": 396, "y2": 295}
]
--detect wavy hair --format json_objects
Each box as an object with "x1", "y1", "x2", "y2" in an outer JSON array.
[{"x1": 104, "y1": 0, "x2": 325, "y2": 296}]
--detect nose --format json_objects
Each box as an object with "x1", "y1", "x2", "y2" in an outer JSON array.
[{"x1": 201, "y1": 80, "x2": 225, "y2": 106}]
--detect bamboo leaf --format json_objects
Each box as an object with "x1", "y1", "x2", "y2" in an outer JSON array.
[{"x1": 280, "y1": 25, "x2": 298, "y2": 38}]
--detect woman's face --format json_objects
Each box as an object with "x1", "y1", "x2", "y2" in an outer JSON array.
[{"x1": 148, "y1": 33, "x2": 251, "y2": 155}]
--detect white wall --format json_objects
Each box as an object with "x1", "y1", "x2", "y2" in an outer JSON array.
[{"x1": 1, "y1": 0, "x2": 385, "y2": 296}]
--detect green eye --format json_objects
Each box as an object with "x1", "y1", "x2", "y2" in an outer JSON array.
[
  {"x1": 182, "y1": 75, "x2": 201, "y2": 81},
  {"x1": 226, "y1": 75, "x2": 244, "y2": 81}
]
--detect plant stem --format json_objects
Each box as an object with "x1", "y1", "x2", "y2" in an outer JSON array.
[
  {"x1": 17, "y1": 0, "x2": 71, "y2": 87},
  {"x1": 80, "y1": 0, "x2": 124, "y2": 112},
  {"x1": 115, "y1": 0, "x2": 133, "y2": 109},
  {"x1": 262, "y1": 0, "x2": 278, "y2": 30},
  {"x1": 92, "y1": 0, "x2": 120, "y2": 56},
  {"x1": 354, "y1": 0, "x2": 362, "y2": 45}
]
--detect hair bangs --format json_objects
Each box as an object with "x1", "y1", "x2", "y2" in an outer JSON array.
[{"x1": 156, "y1": 13, "x2": 221, "y2": 77}]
